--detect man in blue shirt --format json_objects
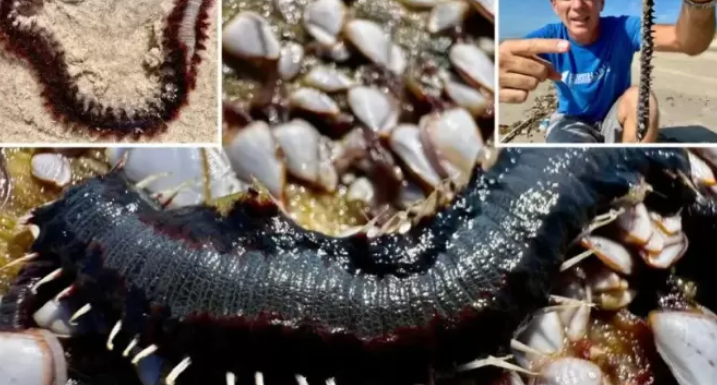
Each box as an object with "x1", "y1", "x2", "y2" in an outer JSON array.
[{"x1": 499, "y1": 0, "x2": 716, "y2": 143}]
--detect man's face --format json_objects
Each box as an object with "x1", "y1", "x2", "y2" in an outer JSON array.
[{"x1": 551, "y1": 0, "x2": 604, "y2": 42}]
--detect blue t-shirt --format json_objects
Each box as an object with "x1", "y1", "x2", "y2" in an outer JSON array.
[{"x1": 525, "y1": 16, "x2": 642, "y2": 123}]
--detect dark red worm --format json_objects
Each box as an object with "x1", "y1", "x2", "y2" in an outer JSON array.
[
  {"x1": 0, "y1": 0, "x2": 214, "y2": 140},
  {"x1": 0, "y1": 148, "x2": 699, "y2": 385}
]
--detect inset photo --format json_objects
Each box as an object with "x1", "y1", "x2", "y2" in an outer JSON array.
[
  {"x1": 222, "y1": 0, "x2": 495, "y2": 191},
  {"x1": 497, "y1": 0, "x2": 717, "y2": 144},
  {"x1": 0, "y1": 0, "x2": 218, "y2": 144}
]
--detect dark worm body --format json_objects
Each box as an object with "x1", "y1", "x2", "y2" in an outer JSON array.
[{"x1": 0, "y1": 148, "x2": 698, "y2": 385}]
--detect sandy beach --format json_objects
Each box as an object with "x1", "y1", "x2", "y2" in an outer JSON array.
[
  {"x1": 0, "y1": 0, "x2": 218, "y2": 144},
  {"x1": 499, "y1": 42, "x2": 717, "y2": 144}
]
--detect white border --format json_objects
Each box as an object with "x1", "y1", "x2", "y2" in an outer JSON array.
[
  {"x1": 0, "y1": 143, "x2": 219, "y2": 148},
  {"x1": 493, "y1": 0, "x2": 501, "y2": 146},
  {"x1": 499, "y1": 142, "x2": 717, "y2": 148},
  {"x1": 215, "y1": 0, "x2": 223, "y2": 148}
]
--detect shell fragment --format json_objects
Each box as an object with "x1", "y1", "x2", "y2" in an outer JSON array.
[{"x1": 31, "y1": 153, "x2": 72, "y2": 187}]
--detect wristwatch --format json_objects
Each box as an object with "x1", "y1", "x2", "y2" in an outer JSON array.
[{"x1": 684, "y1": 0, "x2": 717, "y2": 9}]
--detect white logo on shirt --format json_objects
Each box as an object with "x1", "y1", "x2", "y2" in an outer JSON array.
[{"x1": 560, "y1": 63, "x2": 611, "y2": 86}]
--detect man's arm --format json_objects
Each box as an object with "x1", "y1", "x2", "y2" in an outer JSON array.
[{"x1": 654, "y1": 0, "x2": 715, "y2": 55}]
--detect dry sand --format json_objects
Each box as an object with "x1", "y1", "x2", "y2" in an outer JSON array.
[
  {"x1": 499, "y1": 43, "x2": 717, "y2": 144},
  {"x1": 0, "y1": 0, "x2": 218, "y2": 144}
]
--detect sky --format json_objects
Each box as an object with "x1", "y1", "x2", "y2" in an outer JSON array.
[{"x1": 499, "y1": 0, "x2": 711, "y2": 39}]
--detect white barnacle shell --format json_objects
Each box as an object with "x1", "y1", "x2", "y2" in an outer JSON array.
[
  {"x1": 225, "y1": 121, "x2": 286, "y2": 200},
  {"x1": 303, "y1": 0, "x2": 347, "y2": 46},
  {"x1": 33, "y1": 299, "x2": 76, "y2": 337},
  {"x1": 304, "y1": 66, "x2": 354, "y2": 92},
  {"x1": 449, "y1": 43, "x2": 494, "y2": 93},
  {"x1": 31, "y1": 153, "x2": 72, "y2": 187},
  {"x1": 535, "y1": 358, "x2": 605, "y2": 385},
  {"x1": 328, "y1": 41, "x2": 351, "y2": 62},
  {"x1": 106, "y1": 148, "x2": 244, "y2": 207},
  {"x1": 423, "y1": 108, "x2": 484, "y2": 178},
  {"x1": 688, "y1": 151, "x2": 716, "y2": 187},
  {"x1": 347, "y1": 177, "x2": 375, "y2": 204},
  {"x1": 344, "y1": 19, "x2": 406, "y2": 75},
  {"x1": 428, "y1": 1, "x2": 469, "y2": 33},
  {"x1": 389, "y1": 124, "x2": 442, "y2": 187},
  {"x1": 316, "y1": 137, "x2": 339, "y2": 192},
  {"x1": 222, "y1": 12, "x2": 280, "y2": 61},
  {"x1": 650, "y1": 310, "x2": 717, "y2": 385},
  {"x1": 580, "y1": 235, "x2": 635, "y2": 275},
  {"x1": 347, "y1": 86, "x2": 399, "y2": 136},
  {"x1": 443, "y1": 74, "x2": 491, "y2": 117},
  {"x1": 616, "y1": 203, "x2": 653, "y2": 245},
  {"x1": 476, "y1": 36, "x2": 495, "y2": 55},
  {"x1": 278, "y1": 43, "x2": 305, "y2": 80},
  {"x1": 514, "y1": 311, "x2": 566, "y2": 368},
  {"x1": 0, "y1": 330, "x2": 68, "y2": 385},
  {"x1": 273, "y1": 119, "x2": 325, "y2": 188},
  {"x1": 397, "y1": 180, "x2": 426, "y2": 209},
  {"x1": 468, "y1": 0, "x2": 494, "y2": 21},
  {"x1": 289, "y1": 87, "x2": 341, "y2": 116}
]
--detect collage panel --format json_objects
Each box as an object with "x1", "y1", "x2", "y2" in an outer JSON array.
[
  {"x1": 497, "y1": 0, "x2": 717, "y2": 144},
  {"x1": 1, "y1": 146, "x2": 717, "y2": 385},
  {"x1": 0, "y1": 0, "x2": 219, "y2": 144},
  {"x1": 1, "y1": 1, "x2": 717, "y2": 385}
]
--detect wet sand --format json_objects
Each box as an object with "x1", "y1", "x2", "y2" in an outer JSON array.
[
  {"x1": 0, "y1": 0, "x2": 218, "y2": 144},
  {"x1": 499, "y1": 44, "x2": 717, "y2": 144}
]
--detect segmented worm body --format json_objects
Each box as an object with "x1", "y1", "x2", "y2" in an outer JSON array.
[{"x1": 0, "y1": 148, "x2": 698, "y2": 384}]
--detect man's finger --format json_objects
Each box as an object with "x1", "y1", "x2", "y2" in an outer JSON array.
[
  {"x1": 502, "y1": 55, "x2": 554, "y2": 82},
  {"x1": 504, "y1": 38, "x2": 570, "y2": 55},
  {"x1": 532, "y1": 55, "x2": 563, "y2": 81},
  {"x1": 500, "y1": 73, "x2": 540, "y2": 91},
  {"x1": 546, "y1": 66, "x2": 562, "y2": 81},
  {"x1": 499, "y1": 88, "x2": 528, "y2": 104}
]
